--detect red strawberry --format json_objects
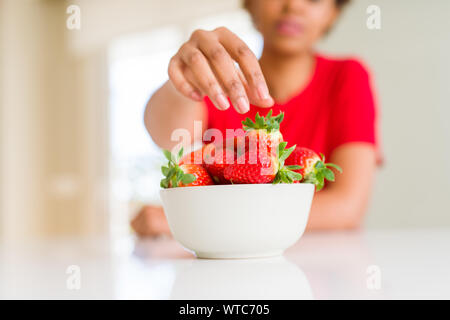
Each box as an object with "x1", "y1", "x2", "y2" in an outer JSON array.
[
  {"x1": 177, "y1": 164, "x2": 214, "y2": 187},
  {"x1": 179, "y1": 143, "x2": 215, "y2": 166},
  {"x1": 218, "y1": 135, "x2": 247, "y2": 158},
  {"x1": 223, "y1": 142, "x2": 302, "y2": 184},
  {"x1": 285, "y1": 147, "x2": 343, "y2": 190},
  {"x1": 204, "y1": 145, "x2": 236, "y2": 184},
  {"x1": 223, "y1": 148, "x2": 278, "y2": 184},
  {"x1": 285, "y1": 147, "x2": 321, "y2": 177},
  {"x1": 241, "y1": 110, "x2": 284, "y2": 156},
  {"x1": 161, "y1": 148, "x2": 213, "y2": 188}
]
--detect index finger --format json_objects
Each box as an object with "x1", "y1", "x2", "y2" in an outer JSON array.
[{"x1": 215, "y1": 27, "x2": 274, "y2": 107}]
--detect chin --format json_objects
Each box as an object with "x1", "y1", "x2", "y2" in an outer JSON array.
[{"x1": 269, "y1": 39, "x2": 309, "y2": 56}]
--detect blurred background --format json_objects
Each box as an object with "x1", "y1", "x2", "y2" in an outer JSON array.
[{"x1": 1, "y1": 0, "x2": 449, "y2": 244}]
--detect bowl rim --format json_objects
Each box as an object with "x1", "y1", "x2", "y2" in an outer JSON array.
[{"x1": 159, "y1": 183, "x2": 315, "y2": 193}]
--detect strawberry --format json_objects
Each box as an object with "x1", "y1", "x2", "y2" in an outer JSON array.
[
  {"x1": 285, "y1": 147, "x2": 343, "y2": 191},
  {"x1": 160, "y1": 148, "x2": 214, "y2": 188},
  {"x1": 223, "y1": 142, "x2": 302, "y2": 184},
  {"x1": 177, "y1": 164, "x2": 214, "y2": 187},
  {"x1": 204, "y1": 145, "x2": 237, "y2": 184},
  {"x1": 179, "y1": 143, "x2": 215, "y2": 166},
  {"x1": 223, "y1": 148, "x2": 277, "y2": 184},
  {"x1": 241, "y1": 110, "x2": 284, "y2": 156}
]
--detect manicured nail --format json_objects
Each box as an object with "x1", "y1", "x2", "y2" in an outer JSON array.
[
  {"x1": 257, "y1": 83, "x2": 270, "y2": 100},
  {"x1": 237, "y1": 97, "x2": 249, "y2": 113},
  {"x1": 216, "y1": 94, "x2": 230, "y2": 110}
]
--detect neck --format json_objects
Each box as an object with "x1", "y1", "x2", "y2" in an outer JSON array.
[{"x1": 259, "y1": 47, "x2": 315, "y2": 103}]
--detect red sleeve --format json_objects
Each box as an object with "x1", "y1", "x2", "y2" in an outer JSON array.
[{"x1": 328, "y1": 59, "x2": 381, "y2": 162}]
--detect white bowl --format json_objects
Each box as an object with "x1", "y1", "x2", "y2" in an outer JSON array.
[{"x1": 160, "y1": 183, "x2": 314, "y2": 259}]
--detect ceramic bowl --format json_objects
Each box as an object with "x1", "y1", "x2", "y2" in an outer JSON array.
[{"x1": 160, "y1": 183, "x2": 314, "y2": 259}]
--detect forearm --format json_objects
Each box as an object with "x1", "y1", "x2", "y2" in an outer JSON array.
[
  {"x1": 304, "y1": 143, "x2": 377, "y2": 231},
  {"x1": 144, "y1": 81, "x2": 206, "y2": 150},
  {"x1": 305, "y1": 189, "x2": 365, "y2": 231}
]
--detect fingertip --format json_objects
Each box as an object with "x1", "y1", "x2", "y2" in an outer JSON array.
[
  {"x1": 253, "y1": 98, "x2": 275, "y2": 108},
  {"x1": 216, "y1": 93, "x2": 231, "y2": 110},
  {"x1": 257, "y1": 83, "x2": 271, "y2": 101},
  {"x1": 236, "y1": 97, "x2": 250, "y2": 114},
  {"x1": 190, "y1": 91, "x2": 203, "y2": 101},
  {"x1": 264, "y1": 97, "x2": 275, "y2": 107}
]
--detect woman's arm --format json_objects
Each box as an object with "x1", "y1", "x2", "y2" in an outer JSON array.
[{"x1": 306, "y1": 143, "x2": 377, "y2": 230}]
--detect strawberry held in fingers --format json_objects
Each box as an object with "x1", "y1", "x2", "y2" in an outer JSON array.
[
  {"x1": 242, "y1": 110, "x2": 284, "y2": 155},
  {"x1": 285, "y1": 147, "x2": 343, "y2": 191},
  {"x1": 161, "y1": 148, "x2": 214, "y2": 188}
]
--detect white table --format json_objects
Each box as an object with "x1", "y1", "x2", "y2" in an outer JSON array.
[{"x1": 1, "y1": 229, "x2": 449, "y2": 299}]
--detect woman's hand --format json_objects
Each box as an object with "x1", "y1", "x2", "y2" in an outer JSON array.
[
  {"x1": 168, "y1": 27, "x2": 274, "y2": 114},
  {"x1": 131, "y1": 205, "x2": 171, "y2": 238}
]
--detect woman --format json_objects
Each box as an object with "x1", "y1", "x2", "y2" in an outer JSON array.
[{"x1": 132, "y1": 0, "x2": 380, "y2": 237}]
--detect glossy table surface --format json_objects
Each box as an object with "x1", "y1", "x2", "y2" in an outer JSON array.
[{"x1": 1, "y1": 228, "x2": 449, "y2": 299}]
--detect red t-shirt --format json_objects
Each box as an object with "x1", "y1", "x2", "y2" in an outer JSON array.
[{"x1": 204, "y1": 54, "x2": 380, "y2": 162}]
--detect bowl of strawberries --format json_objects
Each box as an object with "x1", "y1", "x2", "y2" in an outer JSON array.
[{"x1": 159, "y1": 111, "x2": 341, "y2": 259}]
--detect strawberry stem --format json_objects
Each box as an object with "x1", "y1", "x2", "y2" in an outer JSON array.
[
  {"x1": 242, "y1": 110, "x2": 284, "y2": 133},
  {"x1": 303, "y1": 157, "x2": 343, "y2": 191},
  {"x1": 273, "y1": 143, "x2": 303, "y2": 184},
  {"x1": 160, "y1": 147, "x2": 197, "y2": 188}
]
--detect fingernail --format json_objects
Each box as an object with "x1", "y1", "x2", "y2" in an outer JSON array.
[
  {"x1": 257, "y1": 83, "x2": 270, "y2": 100},
  {"x1": 216, "y1": 94, "x2": 230, "y2": 110},
  {"x1": 237, "y1": 97, "x2": 249, "y2": 113},
  {"x1": 191, "y1": 91, "x2": 202, "y2": 101}
]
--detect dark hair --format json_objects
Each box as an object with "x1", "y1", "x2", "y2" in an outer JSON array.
[
  {"x1": 335, "y1": 0, "x2": 351, "y2": 9},
  {"x1": 243, "y1": 0, "x2": 352, "y2": 10}
]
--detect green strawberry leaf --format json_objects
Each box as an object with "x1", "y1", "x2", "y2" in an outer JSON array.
[
  {"x1": 286, "y1": 165, "x2": 302, "y2": 170},
  {"x1": 167, "y1": 167, "x2": 175, "y2": 179},
  {"x1": 281, "y1": 174, "x2": 290, "y2": 184},
  {"x1": 316, "y1": 180, "x2": 325, "y2": 191},
  {"x1": 278, "y1": 141, "x2": 287, "y2": 153},
  {"x1": 275, "y1": 113, "x2": 284, "y2": 124},
  {"x1": 171, "y1": 174, "x2": 177, "y2": 187},
  {"x1": 279, "y1": 144, "x2": 296, "y2": 163},
  {"x1": 273, "y1": 174, "x2": 281, "y2": 184},
  {"x1": 316, "y1": 171, "x2": 324, "y2": 182},
  {"x1": 242, "y1": 118, "x2": 254, "y2": 131},
  {"x1": 255, "y1": 113, "x2": 264, "y2": 128},
  {"x1": 315, "y1": 161, "x2": 325, "y2": 169},
  {"x1": 181, "y1": 173, "x2": 196, "y2": 185},
  {"x1": 177, "y1": 147, "x2": 184, "y2": 161},
  {"x1": 287, "y1": 170, "x2": 302, "y2": 181},
  {"x1": 323, "y1": 168, "x2": 335, "y2": 181},
  {"x1": 161, "y1": 149, "x2": 199, "y2": 188},
  {"x1": 176, "y1": 169, "x2": 183, "y2": 181},
  {"x1": 241, "y1": 111, "x2": 284, "y2": 132},
  {"x1": 163, "y1": 149, "x2": 173, "y2": 163},
  {"x1": 161, "y1": 166, "x2": 170, "y2": 176},
  {"x1": 326, "y1": 163, "x2": 343, "y2": 173}
]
